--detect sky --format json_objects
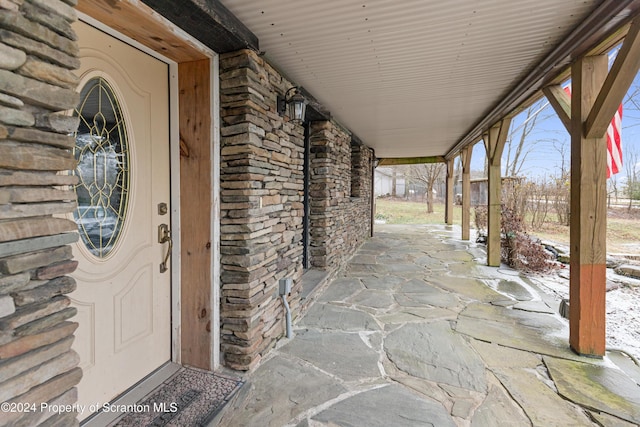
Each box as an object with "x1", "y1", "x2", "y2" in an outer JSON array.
[{"x1": 468, "y1": 56, "x2": 640, "y2": 183}]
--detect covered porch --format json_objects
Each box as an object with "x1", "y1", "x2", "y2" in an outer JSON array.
[
  {"x1": 219, "y1": 0, "x2": 640, "y2": 359},
  {"x1": 218, "y1": 223, "x2": 640, "y2": 426},
  {"x1": 2, "y1": 0, "x2": 640, "y2": 424}
]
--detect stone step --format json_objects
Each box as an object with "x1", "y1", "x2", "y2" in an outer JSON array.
[
  {"x1": 207, "y1": 378, "x2": 251, "y2": 426},
  {"x1": 610, "y1": 253, "x2": 640, "y2": 262},
  {"x1": 540, "y1": 242, "x2": 640, "y2": 270},
  {"x1": 615, "y1": 264, "x2": 640, "y2": 280}
]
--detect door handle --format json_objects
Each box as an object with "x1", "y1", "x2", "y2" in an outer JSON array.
[{"x1": 158, "y1": 223, "x2": 172, "y2": 273}]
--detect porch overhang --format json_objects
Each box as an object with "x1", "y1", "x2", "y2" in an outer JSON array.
[
  {"x1": 446, "y1": 0, "x2": 640, "y2": 159},
  {"x1": 215, "y1": 0, "x2": 640, "y2": 161}
]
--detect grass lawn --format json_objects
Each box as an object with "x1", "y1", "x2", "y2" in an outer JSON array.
[
  {"x1": 375, "y1": 198, "x2": 457, "y2": 224},
  {"x1": 375, "y1": 198, "x2": 640, "y2": 254}
]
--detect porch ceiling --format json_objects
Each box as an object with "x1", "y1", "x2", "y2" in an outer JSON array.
[{"x1": 218, "y1": 0, "x2": 639, "y2": 159}]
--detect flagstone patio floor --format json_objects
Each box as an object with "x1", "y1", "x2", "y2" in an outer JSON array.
[{"x1": 214, "y1": 224, "x2": 640, "y2": 427}]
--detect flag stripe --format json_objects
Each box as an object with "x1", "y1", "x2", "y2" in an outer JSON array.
[
  {"x1": 562, "y1": 86, "x2": 622, "y2": 178},
  {"x1": 608, "y1": 105, "x2": 623, "y2": 177}
]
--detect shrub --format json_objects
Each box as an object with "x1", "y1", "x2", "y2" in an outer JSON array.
[
  {"x1": 500, "y1": 206, "x2": 557, "y2": 273},
  {"x1": 474, "y1": 205, "x2": 487, "y2": 238},
  {"x1": 475, "y1": 205, "x2": 557, "y2": 273}
]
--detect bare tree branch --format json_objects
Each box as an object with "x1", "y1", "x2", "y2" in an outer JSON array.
[{"x1": 407, "y1": 163, "x2": 445, "y2": 213}]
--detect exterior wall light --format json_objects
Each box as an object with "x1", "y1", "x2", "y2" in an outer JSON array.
[{"x1": 277, "y1": 86, "x2": 307, "y2": 123}]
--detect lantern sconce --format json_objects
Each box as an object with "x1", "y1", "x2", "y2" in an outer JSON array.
[{"x1": 277, "y1": 86, "x2": 307, "y2": 123}]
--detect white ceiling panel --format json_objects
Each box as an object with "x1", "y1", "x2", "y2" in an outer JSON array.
[{"x1": 219, "y1": 0, "x2": 603, "y2": 158}]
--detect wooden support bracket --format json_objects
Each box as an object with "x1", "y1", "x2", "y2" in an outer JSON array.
[
  {"x1": 585, "y1": 18, "x2": 640, "y2": 139},
  {"x1": 543, "y1": 85, "x2": 572, "y2": 132}
]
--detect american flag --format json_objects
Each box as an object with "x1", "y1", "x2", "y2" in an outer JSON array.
[
  {"x1": 563, "y1": 85, "x2": 622, "y2": 178},
  {"x1": 607, "y1": 104, "x2": 623, "y2": 178},
  {"x1": 606, "y1": 47, "x2": 623, "y2": 178}
]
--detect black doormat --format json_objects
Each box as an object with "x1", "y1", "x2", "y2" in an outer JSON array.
[{"x1": 112, "y1": 367, "x2": 243, "y2": 427}]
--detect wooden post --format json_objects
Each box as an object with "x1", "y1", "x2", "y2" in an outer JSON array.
[
  {"x1": 179, "y1": 59, "x2": 213, "y2": 369},
  {"x1": 570, "y1": 55, "x2": 609, "y2": 357},
  {"x1": 460, "y1": 146, "x2": 472, "y2": 240},
  {"x1": 543, "y1": 20, "x2": 640, "y2": 358},
  {"x1": 371, "y1": 158, "x2": 376, "y2": 237},
  {"x1": 445, "y1": 158, "x2": 454, "y2": 225},
  {"x1": 484, "y1": 119, "x2": 511, "y2": 266}
]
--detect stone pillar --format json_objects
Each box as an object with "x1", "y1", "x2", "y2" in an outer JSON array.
[
  {"x1": 219, "y1": 50, "x2": 305, "y2": 370},
  {"x1": 0, "y1": 1, "x2": 82, "y2": 425},
  {"x1": 309, "y1": 122, "x2": 373, "y2": 270}
]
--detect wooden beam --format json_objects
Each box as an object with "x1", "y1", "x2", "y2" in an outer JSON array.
[
  {"x1": 484, "y1": 119, "x2": 512, "y2": 267},
  {"x1": 460, "y1": 146, "x2": 472, "y2": 241},
  {"x1": 179, "y1": 59, "x2": 212, "y2": 369},
  {"x1": 140, "y1": 0, "x2": 259, "y2": 53},
  {"x1": 586, "y1": 18, "x2": 640, "y2": 139},
  {"x1": 543, "y1": 85, "x2": 572, "y2": 132},
  {"x1": 377, "y1": 156, "x2": 445, "y2": 166},
  {"x1": 445, "y1": 158, "x2": 454, "y2": 226},
  {"x1": 570, "y1": 55, "x2": 608, "y2": 357},
  {"x1": 77, "y1": 0, "x2": 209, "y2": 62}
]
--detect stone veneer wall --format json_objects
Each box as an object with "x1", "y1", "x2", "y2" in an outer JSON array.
[
  {"x1": 309, "y1": 122, "x2": 374, "y2": 269},
  {"x1": 219, "y1": 49, "x2": 305, "y2": 370},
  {"x1": 0, "y1": 0, "x2": 82, "y2": 426}
]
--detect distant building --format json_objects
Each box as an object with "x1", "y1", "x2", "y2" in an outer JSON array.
[
  {"x1": 459, "y1": 177, "x2": 525, "y2": 206},
  {"x1": 375, "y1": 167, "x2": 406, "y2": 197}
]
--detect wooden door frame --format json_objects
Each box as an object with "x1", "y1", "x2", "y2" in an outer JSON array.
[{"x1": 76, "y1": 2, "x2": 221, "y2": 370}]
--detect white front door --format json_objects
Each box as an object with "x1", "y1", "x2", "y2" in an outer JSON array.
[{"x1": 70, "y1": 21, "x2": 172, "y2": 411}]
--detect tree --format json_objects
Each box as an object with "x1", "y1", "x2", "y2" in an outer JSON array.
[
  {"x1": 391, "y1": 169, "x2": 397, "y2": 197},
  {"x1": 629, "y1": 181, "x2": 640, "y2": 201},
  {"x1": 624, "y1": 146, "x2": 639, "y2": 210},
  {"x1": 408, "y1": 163, "x2": 445, "y2": 213},
  {"x1": 607, "y1": 174, "x2": 619, "y2": 208},
  {"x1": 503, "y1": 99, "x2": 554, "y2": 177},
  {"x1": 551, "y1": 140, "x2": 571, "y2": 225}
]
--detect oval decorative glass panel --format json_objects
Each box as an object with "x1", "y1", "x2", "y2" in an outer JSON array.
[{"x1": 73, "y1": 77, "x2": 130, "y2": 258}]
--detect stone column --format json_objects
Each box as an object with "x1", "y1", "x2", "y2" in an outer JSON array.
[
  {"x1": 0, "y1": 1, "x2": 82, "y2": 425},
  {"x1": 219, "y1": 50, "x2": 305, "y2": 370}
]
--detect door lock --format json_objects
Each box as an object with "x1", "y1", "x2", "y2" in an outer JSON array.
[{"x1": 158, "y1": 223, "x2": 172, "y2": 273}]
